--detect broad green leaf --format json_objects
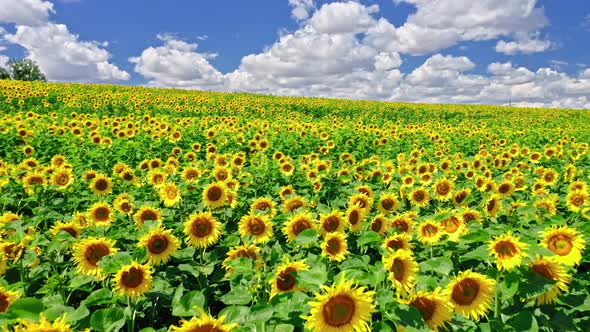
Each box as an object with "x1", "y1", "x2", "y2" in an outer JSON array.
[
  {"x1": 90, "y1": 308, "x2": 125, "y2": 332},
  {"x1": 356, "y1": 231, "x2": 381, "y2": 247},
  {"x1": 172, "y1": 290, "x2": 206, "y2": 317},
  {"x1": 221, "y1": 286, "x2": 252, "y2": 305},
  {"x1": 505, "y1": 311, "x2": 538, "y2": 332},
  {"x1": 420, "y1": 256, "x2": 453, "y2": 275},
  {"x1": 294, "y1": 228, "x2": 318, "y2": 246},
  {"x1": 5, "y1": 298, "x2": 45, "y2": 321}
]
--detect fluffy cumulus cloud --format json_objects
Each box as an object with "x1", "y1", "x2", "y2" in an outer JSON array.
[
  {"x1": 129, "y1": 34, "x2": 224, "y2": 89},
  {"x1": 288, "y1": 0, "x2": 315, "y2": 21},
  {"x1": 377, "y1": 0, "x2": 549, "y2": 55},
  {"x1": 0, "y1": 0, "x2": 129, "y2": 81},
  {"x1": 0, "y1": 0, "x2": 54, "y2": 26},
  {"x1": 495, "y1": 38, "x2": 552, "y2": 55},
  {"x1": 4, "y1": 24, "x2": 129, "y2": 81}
]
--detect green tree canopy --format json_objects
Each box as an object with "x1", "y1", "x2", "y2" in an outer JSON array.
[{"x1": 5, "y1": 58, "x2": 47, "y2": 82}]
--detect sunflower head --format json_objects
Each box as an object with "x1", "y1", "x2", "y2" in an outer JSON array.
[
  {"x1": 446, "y1": 270, "x2": 495, "y2": 320},
  {"x1": 184, "y1": 212, "x2": 222, "y2": 249},
  {"x1": 321, "y1": 232, "x2": 349, "y2": 262},
  {"x1": 0, "y1": 287, "x2": 19, "y2": 313},
  {"x1": 159, "y1": 181, "x2": 181, "y2": 207},
  {"x1": 417, "y1": 220, "x2": 443, "y2": 245},
  {"x1": 283, "y1": 195, "x2": 306, "y2": 213},
  {"x1": 319, "y1": 210, "x2": 347, "y2": 235},
  {"x1": 382, "y1": 249, "x2": 418, "y2": 295},
  {"x1": 72, "y1": 237, "x2": 117, "y2": 277},
  {"x1": 50, "y1": 221, "x2": 81, "y2": 238},
  {"x1": 90, "y1": 174, "x2": 113, "y2": 196},
  {"x1": 223, "y1": 244, "x2": 261, "y2": 273},
  {"x1": 527, "y1": 256, "x2": 571, "y2": 305},
  {"x1": 169, "y1": 310, "x2": 238, "y2": 332},
  {"x1": 133, "y1": 206, "x2": 162, "y2": 226},
  {"x1": 283, "y1": 212, "x2": 316, "y2": 242},
  {"x1": 270, "y1": 259, "x2": 309, "y2": 298},
  {"x1": 488, "y1": 232, "x2": 529, "y2": 271},
  {"x1": 113, "y1": 262, "x2": 153, "y2": 298},
  {"x1": 13, "y1": 314, "x2": 72, "y2": 332},
  {"x1": 203, "y1": 182, "x2": 228, "y2": 209},
  {"x1": 249, "y1": 197, "x2": 277, "y2": 217},
  {"x1": 139, "y1": 226, "x2": 179, "y2": 265},
  {"x1": 87, "y1": 202, "x2": 114, "y2": 227},
  {"x1": 346, "y1": 205, "x2": 366, "y2": 233},
  {"x1": 540, "y1": 225, "x2": 585, "y2": 266},
  {"x1": 238, "y1": 213, "x2": 273, "y2": 244},
  {"x1": 403, "y1": 288, "x2": 453, "y2": 332},
  {"x1": 303, "y1": 276, "x2": 375, "y2": 332},
  {"x1": 377, "y1": 193, "x2": 400, "y2": 214}
]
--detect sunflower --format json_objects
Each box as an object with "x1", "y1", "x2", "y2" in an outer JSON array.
[
  {"x1": 169, "y1": 310, "x2": 238, "y2": 332},
  {"x1": 382, "y1": 249, "x2": 418, "y2": 295},
  {"x1": 138, "y1": 225, "x2": 179, "y2": 265},
  {"x1": 203, "y1": 182, "x2": 228, "y2": 209},
  {"x1": 238, "y1": 213, "x2": 273, "y2": 243},
  {"x1": 483, "y1": 194, "x2": 502, "y2": 218},
  {"x1": 432, "y1": 177, "x2": 454, "y2": 201},
  {"x1": 540, "y1": 169, "x2": 558, "y2": 186},
  {"x1": 87, "y1": 202, "x2": 114, "y2": 226},
  {"x1": 133, "y1": 206, "x2": 162, "y2": 226},
  {"x1": 402, "y1": 288, "x2": 453, "y2": 332},
  {"x1": 496, "y1": 180, "x2": 515, "y2": 198},
  {"x1": 278, "y1": 185, "x2": 296, "y2": 200},
  {"x1": 72, "y1": 237, "x2": 117, "y2": 277},
  {"x1": 0, "y1": 286, "x2": 19, "y2": 312},
  {"x1": 303, "y1": 276, "x2": 375, "y2": 332},
  {"x1": 184, "y1": 212, "x2": 222, "y2": 248},
  {"x1": 534, "y1": 195, "x2": 558, "y2": 216},
  {"x1": 250, "y1": 197, "x2": 277, "y2": 217},
  {"x1": 383, "y1": 233, "x2": 413, "y2": 252},
  {"x1": 283, "y1": 212, "x2": 316, "y2": 242},
  {"x1": 417, "y1": 220, "x2": 443, "y2": 245},
  {"x1": 213, "y1": 166, "x2": 232, "y2": 182},
  {"x1": 318, "y1": 210, "x2": 347, "y2": 235},
  {"x1": 13, "y1": 314, "x2": 72, "y2": 332},
  {"x1": 283, "y1": 195, "x2": 306, "y2": 213},
  {"x1": 526, "y1": 256, "x2": 571, "y2": 305},
  {"x1": 51, "y1": 168, "x2": 74, "y2": 189},
  {"x1": 377, "y1": 193, "x2": 400, "y2": 214},
  {"x1": 540, "y1": 225, "x2": 585, "y2": 266},
  {"x1": 89, "y1": 174, "x2": 113, "y2": 196},
  {"x1": 222, "y1": 244, "x2": 261, "y2": 272},
  {"x1": 0, "y1": 212, "x2": 21, "y2": 223},
  {"x1": 370, "y1": 214, "x2": 388, "y2": 235},
  {"x1": 488, "y1": 232, "x2": 528, "y2": 271},
  {"x1": 566, "y1": 189, "x2": 588, "y2": 213},
  {"x1": 181, "y1": 166, "x2": 201, "y2": 183},
  {"x1": 50, "y1": 221, "x2": 81, "y2": 238},
  {"x1": 440, "y1": 215, "x2": 467, "y2": 242},
  {"x1": 460, "y1": 208, "x2": 482, "y2": 224},
  {"x1": 147, "y1": 169, "x2": 167, "y2": 186},
  {"x1": 270, "y1": 259, "x2": 309, "y2": 298},
  {"x1": 446, "y1": 270, "x2": 495, "y2": 320},
  {"x1": 390, "y1": 215, "x2": 415, "y2": 234},
  {"x1": 159, "y1": 181, "x2": 181, "y2": 207},
  {"x1": 346, "y1": 205, "x2": 366, "y2": 233},
  {"x1": 452, "y1": 189, "x2": 471, "y2": 207},
  {"x1": 321, "y1": 232, "x2": 349, "y2": 262},
  {"x1": 408, "y1": 187, "x2": 430, "y2": 208},
  {"x1": 113, "y1": 262, "x2": 153, "y2": 298},
  {"x1": 22, "y1": 171, "x2": 45, "y2": 195},
  {"x1": 348, "y1": 193, "x2": 373, "y2": 213},
  {"x1": 114, "y1": 198, "x2": 134, "y2": 215}
]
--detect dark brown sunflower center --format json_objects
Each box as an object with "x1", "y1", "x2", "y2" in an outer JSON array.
[
  {"x1": 56, "y1": 174, "x2": 69, "y2": 185},
  {"x1": 121, "y1": 267, "x2": 144, "y2": 288},
  {"x1": 59, "y1": 227, "x2": 78, "y2": 237},
  {"x1": 188, "y1": 323, "x2": 224, "y2": 332},
  {"x1": 531, "y1": 263, "x2": 556, "y2": 280},
  {"x1": 422, "y1": 224, "x2": 438, "y2": 237},
  {"x1": 387, "y1": 239, "x2": 404, "y2": 250},
  {"x1": 286, "y1": 200, "x2": 303, "y2": 212},
  {"x1": 276, "y1": 268, "x2": 297, "y2": 291},
  {"x1": 254, "y1": 202, "x2": 271, "y2": 211},
  {"x1": 381, "y1": 198, "x2": 394, "y2": 210},
  {"x1": 544, "y1": 173, "x2": 554, "y2": 182},
  {"x1": 292, "y1": 219, "x2": 311, "y2": 236},
  {"x1": 248, "y1": 218, "x2": 266, "y2": 236},
  {"x1": 548, "y1": 235, "x2": 573, "y2": 256},
  {"x1": 94, "y1": 207, "x2": 110, "y2": 221},
  {"x1": 323, "y1": 216, "x2": 340, "y2": 232},
  {"x1": 206, "y1": 186, "x2": 223, "y2": 201},
  {"x1": 348, "y1": 210, "x2": 360, "y2": 225},
  {"x1": 140, "y1": 210, "x2": 158, "y2": 222},
  {"x1": 94, "y1": 179, "x2": 108, "y2": 191},
  {"x1": 442, "y1": 217, "x2": 460, "y2": 233},
  {"x1": 216, "y1": 171, "x2": 228, "y2": 180},
  {"x1": 494, "y1": 241, "x2": 517, "y2": 258},
  {"x1": 437, "y1": 183, "x2": 450, "y2": 195},
  {"x1": 486, "y1": 199, "x2": 497, "y2": 212},
  {"x1": 326, "y1": 238, "x2": 341, "y2": 255},
  {"x1": 185, "y1": 170, "x2": 199, "y2": 180},
  {"x1": 148, "y1": 235, "x2": 169, "y2": 254},
  {"x1": 0, "y1": 294, "x2": 9, "y2": 312},
  {"x1": 498, "y1": 184, "x2": 510, "y2": 194},
  {"x1": 411, "y1": 297, "x2": 436, "y2": 321},
  {"x1": 371, "y1": 218, "x2": 384, "y2": 232},
  {"x1": 322, "y1": 295, "x2": 356, "y2": 327},
  {"x1": 391, "y1": 220, "x2": 409, "y2": 233},
  {"x1": 191, "y1": 219, "x2": 213, "y2": 237},
  {"x1": 391, "y1": 258, "x2": 405, "y2": 281},
  {"x1": 413, "y1": 191, "x2": 426, "y2": 202},
  {"x1": 165, "y1": 187, "x2": 178, "y2": 199},
  {"x1": 85, "y1": 243, "x2": 110, "y2": 266},
  {"x1": 451, "y1": 278, "x2": 480, "y2": 305},
  {"x1": 570, "y1": 194, "x2": 584, "y2": 206},
  {"x1": 455, "y1": 191, "x2": 467, "y2": 204},
  {"x1": 28, "y1": 176, "x2": 44, "y2": 185}
]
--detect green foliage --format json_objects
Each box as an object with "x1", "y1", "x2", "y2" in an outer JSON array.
[{"x1": 6, "y1": 58, "x2": 47, "y2": 82}]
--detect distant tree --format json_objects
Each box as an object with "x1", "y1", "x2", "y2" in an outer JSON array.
[
  {"x1": 0, "y1": 66, "x2": 10, "y2": 80},
  {"x1": 7, "y1": 58, "x2": 47, "y2": 82}
]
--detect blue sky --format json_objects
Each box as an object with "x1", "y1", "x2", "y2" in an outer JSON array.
[{"x1": 1, "y1": 0, "x2": 589, "y2": 108}]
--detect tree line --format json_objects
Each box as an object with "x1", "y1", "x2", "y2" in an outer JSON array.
[{"x1": 0, "y1": 58, "x2": 47, "y2": 82}]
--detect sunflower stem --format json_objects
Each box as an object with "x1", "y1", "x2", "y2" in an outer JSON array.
[
  {"x1": 127, "y1": 296, "x2": 136, "y2": 332},
  {"x1": 494, "y1": 271, "x2": 501, "y2": 321}
]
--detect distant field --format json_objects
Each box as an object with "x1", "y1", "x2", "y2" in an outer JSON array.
[{"x1": 0, "y1": 80, "x2": 588, "y2": 331}]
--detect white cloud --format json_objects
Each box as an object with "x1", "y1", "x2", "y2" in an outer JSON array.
[
  {"x1": 0, "y1": 0, "x2": 54, "y2": 26},
  {"x1": 288, "y1": 0, "x2": 315, "y2": 21},
  {"x1": 310, "y1": 2, "x2": 378, "y2": 34},
  {"x1": 5, "y1": 23, "x2": 130, "y2": 81},
  {"x1": 495, "y1": 38, "x2": 552, "y2": 54},
  {"x1": 129, "y1": 35, "x2": 224, "y2": 89},
  {"x1": 369, "y1": 0, "x2": 549, "y2": 55}
]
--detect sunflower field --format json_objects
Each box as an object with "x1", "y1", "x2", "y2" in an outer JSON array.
[{"x1": 0, "y1": 80, "x2": 589, "y2": 332}]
